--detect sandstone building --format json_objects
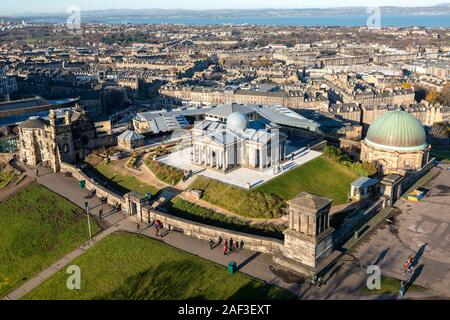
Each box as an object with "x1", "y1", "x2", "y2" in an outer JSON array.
[
  {"x1": 18, "y1": 107, "x2": 115, "y2": 172},
  {"x1": 360, "y1": 110, "x2": 430, "y2": 175}
]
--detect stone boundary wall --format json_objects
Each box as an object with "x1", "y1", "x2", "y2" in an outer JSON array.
[
  {"x1": 142, "y1": 208, "x2": 284, "y2": 255},
  {"x1": 310, "y1": 140, "x2": 327, "y2": 151},
  {"x1": 333, "y1": 198, "x2": 385, "y2": 247},
  {"x1": 401, "y1": 158, "x2": 436, "y2": 192},
  {"x1": 59, "y1": 161, "x2": 284, "y2": 255},
  {"x1": 60, "y1": 162, "x2": 125, "y2": 207}
]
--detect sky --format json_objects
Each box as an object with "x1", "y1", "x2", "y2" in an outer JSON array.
[{"x1": 1, "y1": 0, "x2": 446, "y2": 14}]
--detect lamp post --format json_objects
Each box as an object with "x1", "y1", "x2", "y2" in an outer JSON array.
[{"x1": 85, "y1": 201, "x2": 92, "y2": 240}]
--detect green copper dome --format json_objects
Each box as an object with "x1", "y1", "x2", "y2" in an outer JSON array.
[{"x1": 365, "y1": 110, "x2": 427, "y2": 152}]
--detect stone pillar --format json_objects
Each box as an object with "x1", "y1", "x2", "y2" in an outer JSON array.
[{"x1": 274, "y1": 192, "x2": 335, "y2": 276}]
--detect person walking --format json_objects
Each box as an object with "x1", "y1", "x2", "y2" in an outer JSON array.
[
  {"x1": 99, "y1": 208, "x2": 103, "y2": 220},
  {"x1": 223, "y1": 240, "x2": 228, "y2": 256},
  {"x1": 137, "y1": 223, "x2": 141, "y2": 232},
  {"x1": 35, "y1": 168, "x2": 39, "y2": 178},
  {"x1": 399, "y1": 281, "x2": 406, "y2": 297}
]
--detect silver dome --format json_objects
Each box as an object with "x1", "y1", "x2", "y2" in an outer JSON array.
[{"x1": 226, "y1": 112, "x2": 249, "y2": 131}]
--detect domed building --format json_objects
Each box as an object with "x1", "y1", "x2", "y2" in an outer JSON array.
[
  {"x1": 192, "y1": 110, "x2": 287, "y2": 173},
  {"x1": 226, "y1": 112, "x2": 249, "y2": 131},
  {"x1": 360, "y1": 110, "x2": 430, "y2": 175}
]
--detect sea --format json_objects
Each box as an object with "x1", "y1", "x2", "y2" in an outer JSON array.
[{"x1": 24, "y1": 15, "x2": 450, "y2": 27}]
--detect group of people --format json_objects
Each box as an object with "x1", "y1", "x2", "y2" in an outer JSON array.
[
  {"x1": 222, "y1": 238, "x2": 244, "y2": 256},
  {"x1": 113, "y1": 203, "x2": 122, "y2": 212},
  {"x1": 311, "y1": 274, "x2": 326, "y2": 288},
  {"x1": 273, "y1": 165, "x2": 285, "y2": 175}
]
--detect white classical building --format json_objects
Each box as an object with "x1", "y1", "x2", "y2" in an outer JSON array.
[{"x1": 192, "y1": 112, "x2": 288, "y2": 173}]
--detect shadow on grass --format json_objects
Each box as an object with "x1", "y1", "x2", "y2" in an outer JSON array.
[
  {"x1": 94, "y1": 260, "x2": 209, "y2": 300},
  {"x1": 93, "y1": 258, "x2": 294, "y2": 300}
]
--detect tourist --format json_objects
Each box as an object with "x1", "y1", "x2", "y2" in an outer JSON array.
[
  {"x1": 218, "y1": 236, "x2": 223, "y2": 244},
  {"x1": 240, "y1": 240, "x2": 244, "y2": 250},
  {"x1": 399, "y1": 281, "x2": 406, "y2": 297},
  {"x1": 230, "y1": 238, "x2": 234, "y2": 249},
  {"x1": 35, "y1": 168, "x2": 39, "y2": 177},
  {"x1": 223, "y1": 240, "x2": 228, "y2": 255},
  {"x1": 137, "y1": 223, "x2": 141, "y2": 232},
  {"x1": 317, "y1": 277, "x2": 324, "y2": 288},
  {"x1": 312, "y1": 274, "x2": 317, "y2": 286},
  {"x1": 155, "y1": 228, "x2": 160, "y2": 238},
  {"x1": 209, "y1": 239, "x2": 215, "y2": 249},
  {"x1": 99, "y1": 208, "x2": 103, "y2": 220}
]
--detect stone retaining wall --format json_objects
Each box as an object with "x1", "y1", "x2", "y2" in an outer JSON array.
[
  {"x1": 60, "y1": 162, "x2": 125, "y2": 207},
  {"x1": 142, "y1": 207, "x2": 284, "y2": 255}
]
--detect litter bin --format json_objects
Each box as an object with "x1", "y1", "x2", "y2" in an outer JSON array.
[
  {"x1": 228, "y1": 261, "x2": 237, "y2": 275},
  {"x1": 79, "y1": 180, "x2": 86, "y2": 189}
]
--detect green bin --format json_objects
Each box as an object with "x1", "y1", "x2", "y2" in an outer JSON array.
[
  {"x1": 228, "y1": 261, "x2": 237, "y2": 275},
  {"x1": 79, "y1": 180, "x2": 86, "y2": 189}
]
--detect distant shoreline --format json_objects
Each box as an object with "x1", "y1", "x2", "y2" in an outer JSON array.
[{"x1": 4, "y1": 15, "x2": 449, "y2": 28}]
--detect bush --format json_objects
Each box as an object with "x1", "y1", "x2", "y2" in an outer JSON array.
[
  {"x1": 189, "y1": 176, "x2": 285, "y2": 218},
  {"x1": 324, "y1": 146, "x2": 377, "y2": 177},
  {"x1": 167, "y1": 198, "x2": 285, "y2": 239},
  {"x1": 146, "y1": 160, "x2": 184, "y2": 186}
]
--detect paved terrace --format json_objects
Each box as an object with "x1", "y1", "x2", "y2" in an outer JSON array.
[{"x1": 159, "y1": 145, "x2": 322, "y2": 189}]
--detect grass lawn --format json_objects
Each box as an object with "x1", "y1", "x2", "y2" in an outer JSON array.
[
  {"x1": 95, "y1": 162, "x2": 159, "y2": 195},
  {"x1": 0, "y1": 168, "x2": 22, "y2": 190},
  {"x1": 359, "y1": 276, "x2": 427, "y2": 295},
  {"x1": 24, "y1": 233, "x2": 295, "y2": 300},
  {"x1": 189, "y1": 177, "x2": 284, "y2": 218},
  {"x1": 256, "y1": 157, "x2": 358, "y2": 205},
  {"x1": 167, "y1": 198, "x2": 286, "y2": 239},
  {"x1": 146, "y1": 160, "x2": 185, "y2": 186},
  {"x1": 0, "y1": 183, "x2": 100, "y2": 297}
]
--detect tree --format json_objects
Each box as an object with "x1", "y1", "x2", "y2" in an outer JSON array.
[
  {"x1": 426, "y1": 89, "x2": 439, "y2": 104},
  {"x1": 431, "y1": 122, "x2": 449, "y2": 138},
  {"x1": 438, "y1": 84, "x2": 450, "y2": 106},
  {"x1": 401, "y1": 82, "x2": 412, "y2": 89}
]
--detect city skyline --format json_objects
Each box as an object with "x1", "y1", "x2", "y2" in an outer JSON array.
[{"x1": 1, "y1": 0, "x2": 448, "y2": 14}]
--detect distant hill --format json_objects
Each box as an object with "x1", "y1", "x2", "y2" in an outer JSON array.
[{"x1": 4, "y1": 5, "x2": 450, "y2": 21}]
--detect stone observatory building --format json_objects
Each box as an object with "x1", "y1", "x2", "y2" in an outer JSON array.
[{"x1": 360, "y1": 109, "x2": 430, "y2": 175}]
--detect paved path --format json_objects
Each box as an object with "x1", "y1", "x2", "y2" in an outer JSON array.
[
  {"x1": 351, "y1": 166, "x2": 450, "y2": 298},
  {"x1": 3, "y1": 218, "x2": 131, "y2": 300}
]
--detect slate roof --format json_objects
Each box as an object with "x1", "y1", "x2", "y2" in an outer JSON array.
[{"x1": 288, "y1": 192, "x2": 332, "y2": 211}]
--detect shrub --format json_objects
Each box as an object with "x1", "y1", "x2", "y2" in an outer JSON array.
[
  {"x1": 189, "y1": 176, "x2": 285, "y2": 218},
  {"x1": 146, "y1": 160, "x2": 184, "y2": 186},
  {"x1": 167, "y1": 198, "x2": 285, "y2": 239},
  {"x1": 324, "y1": 146, "x2": 377, "y2": 177}
]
